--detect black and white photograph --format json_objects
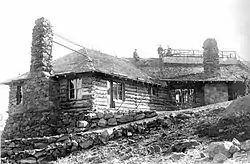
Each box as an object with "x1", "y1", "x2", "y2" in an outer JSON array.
[{"x1": 0, "y1": 0, "x2": 250, "y2": 163}]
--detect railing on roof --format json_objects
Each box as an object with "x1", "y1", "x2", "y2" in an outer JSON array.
[{"x1": 162, "y1": 49, "x2": 237, "y2": 59}]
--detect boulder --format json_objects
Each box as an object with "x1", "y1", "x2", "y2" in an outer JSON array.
[
  {"x1": 176, "y1": 113, "x2": 192, "y2": 120},
  {"x1": 208, "y1": 141, "x2": 237, "y2": 159},
  {"x1": 134, "y1": 113, "x2": 145, "y2": 120},
  {"x1": 186, "y1": 149, "x2": 202, "y2": 159},
  {"x1": 19, "y1": 157, "x2": 37, "y2": 164},
  {"x1": 213, "y1": 153, "x2": 228, "y2": 163},
  {"x1": 88, "y1": 113, "x2": 97, "y2": 119},
  {"x1": 114, "y1": 113, "x2": 123, "y2": 119},
  {"x1": 79, "y1": 138, "x2": 94, "y2": 149},
  {"x1": 232, "y1": 138, "x2": 241, "y2": 147},
  {"x1": 107, "y1": 118, "x2": 117, "y2": 126},
  {"x1": 229, "y1": 144, "x2": 240, "y2": 154},
  {"x1": 232, "y1": 151, "x2": 243, "y2": 159},
  {"x1": 144, "y1": 111, "x2": 157, "y2": 118},
  {"x1": 169, "y1": 152, "x2": 186, "y2": 162},
  {"x1": 97, "y1": 111, "x2": 105, "y2": 118},
  {"x1": 98, "y1": 119, "x2": 107, "y2": 127},
  {"x1": 98, "y1": 130, "x2": 111, "y2": 143},
  {"x1": 118, "y1": 114, "x2": 133, "y2": 123},
  {"x1": 77, "y1": 120, "x2": 89, "y2": 128},
  {"x1": 241, "y1": 139, "x2": 250, "y2": 151},
  {"x1": 34, "y1": 142, "x2": 48, "y2": 149},
  {"x1": 104, "y1": 112, "x2": 114, "y2": 119}
]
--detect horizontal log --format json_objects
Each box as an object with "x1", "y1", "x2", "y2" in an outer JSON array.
[
  {"x1": 94, "y1": 103, "x2": 108, "y2": 107},
  {"x1": 60, "y1": 103, "x2": 92, "y2": 109},
  {"x1": 93, "y1": 81, "x2": 107, "y2": 87}
]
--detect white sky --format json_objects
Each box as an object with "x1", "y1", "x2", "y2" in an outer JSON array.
[{"x1": 0, "y1": 0, "x2": 248, "y2": 115}]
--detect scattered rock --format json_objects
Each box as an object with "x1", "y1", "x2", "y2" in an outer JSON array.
[
  {"x1": 213, "y1": 153, "x2": 228, "y2": 163},
  {"x1": 232, "y1": 138, "x2": 241, "y2": 147},
  {"x1": 19, "y1": 157, "x2": 37, "y2": 164},
  {"x1": 107, "y1": 118, "x2": 117, "y2": 126},
  {"x1": 34, "y1": 142, "x2": 48, "y2": 149},
  {"x1": 104, "y1": 112, "x2": 114, "y2": 119},
  {"x1": 79, "y1": 138, "x2": 94, "y2": 149},
  {"x1": 77, "y1": 120, "x2": 89, "y2": 128},
  {"x1": 176, "y1": 113, "x2": 191, "y2": 120},
  {"x1": 241, "y1": 140, "x2": 250, "y2": 151},
  {"x1": 88, "y1": 113, "x2": 97, "y2": 119},
  {"x1": 232, "y1": 151, "x2": 243, "y2": 159},
  {"x1": 134, "y1": 113, "x2": 145, "y2": 120},
  {"x1": 169, "y1": 152, "x2": 186, "y2": 162},
  {"x1": 98, "y1": 119, "x2": 107, "y2": 127},
  {"x1": 208, "y1": 141, "x2": 233, "y2": 159},
  {"x1": 97, "y1": 111, "x2": 105, "y2": 118},
  {"x1": 186, "y1": 149, "x2": 202, "y2": 159},
  {"x1": 118, "y1": 114, "x2": 133, "y2": 123},
  {"x1": 229, "y1": 144, "x2": 240, "y2": 154}
]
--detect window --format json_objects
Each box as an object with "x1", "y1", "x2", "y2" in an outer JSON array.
[
  {"x1": 175, "y1": 89, "x2": 195, "y2": 104},
  {"x1": 16, "y1": 86, "x2": 22, "y2": 105},
  {"x1": 69, "y1": 78, "x2": 82, "y2": 100},
  {"x1": 113, "y1": 82, "x2": 125, "y2": 101},
  {"x1": 148, "y1": 87, "x2": 158, "y2": 96}
]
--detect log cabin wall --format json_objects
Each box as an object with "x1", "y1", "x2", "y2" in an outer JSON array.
[
  {"x1": 58, "y1": 75, "x2": 95, "y2": 112},
  {"x1": 92, "y1": 75, "x2": 171, "y2": 111},
  {"x1": 57, "y1": 73, "x2": 172, "y2": 112}
]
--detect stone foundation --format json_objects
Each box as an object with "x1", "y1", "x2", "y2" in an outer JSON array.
[
  {"x1": 2, "y1": 109, "x2": 157, "y2": 140},
  {"x1": 1, "y1": 112, "x2": 159, "y2": 163}
]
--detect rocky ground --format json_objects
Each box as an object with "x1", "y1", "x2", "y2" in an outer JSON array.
[
  {"x1": 53, "y1": 104, "x2": 250, "y2": 164},
  {"x1": 2, "y1": 99, "x2": 250, "y2": 164}
]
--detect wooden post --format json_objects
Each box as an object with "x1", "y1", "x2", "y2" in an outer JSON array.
[{"x1": 110, "y1": 80, "x2": 114, "y2": 108}]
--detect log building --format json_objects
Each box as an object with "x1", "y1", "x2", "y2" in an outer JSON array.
[
  {"x1": 2, "y1": 18, "x2": 250, "y2": 115},
  {"x1": 128, "y1": 39, "x2": 250, "y2": 109}
]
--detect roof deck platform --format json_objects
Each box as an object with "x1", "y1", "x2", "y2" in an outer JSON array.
[{"x1": 162, "y1": 49, "x2": 238, "y2": 64}]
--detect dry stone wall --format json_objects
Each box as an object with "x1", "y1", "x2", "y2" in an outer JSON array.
[
  {"x1": 8, "y1": 84, "x2": 24, "y2": 114},
  {"x1": 1, "y1": 116, "x2": 161, "y2": 163},
  {"x1": 2, "y1": 108, "x2": 157, "y2": 140}
]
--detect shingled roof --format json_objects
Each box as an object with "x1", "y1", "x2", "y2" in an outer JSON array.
[
  {"x1": 1, "y1": 49, "x2": 154, "y2": 84},
  {"x1": 128, "y1": 57, "x2": 250, "y2": 82},
  {"x1": 161, "y1": 65, "x2": 250, "y2": 82},
  {"x1": 52, "y1": 49, "x2": 154, "y2": 83}
]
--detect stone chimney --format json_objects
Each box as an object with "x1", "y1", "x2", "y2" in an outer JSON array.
[
  {"x1": 30, "y1": 17, "x2": 53, "y2": 75},
  {"x1": 202, "y1": 38, "x2": 220, "y2": 77},
  {"x1": 22, "y1": 17, "x2": 57, "y2": 111}
]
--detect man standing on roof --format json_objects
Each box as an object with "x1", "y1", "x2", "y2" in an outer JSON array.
[
  {"x1": 157, "y1": 45, "x2": 164, "y2": 58},
  {"x1": 133, "y1": 49, "x2": 140, "y2": 62}
]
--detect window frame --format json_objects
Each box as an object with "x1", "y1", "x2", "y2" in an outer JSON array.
[
  {"x1": 16, "y1": 85, "x2": 23, "y2": 105},
  {"x1": 148, "y1": 86, "x2": 158, "y2": 96},
  {"x1": 113, "y1": 82, "x2": 125, "y2": 101},
  {"x1": 68, "y1": 78, "x2": 83, "y2": 100}
]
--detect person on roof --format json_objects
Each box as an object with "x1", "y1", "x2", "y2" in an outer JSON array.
[
  {"x1": 157, "y1": 45, "x2": 164, "y2": 57},
  {"x1": 166, "y1": 47, "x2": 172, "y2": 56},
  {"x1": 133, "y1": 49, "x2": 140, "y2": 62}
]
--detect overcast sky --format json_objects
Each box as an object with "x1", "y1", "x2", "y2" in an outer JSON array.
[{"x1": 0, "y1": 0, "x2": 248, "y2": 115}]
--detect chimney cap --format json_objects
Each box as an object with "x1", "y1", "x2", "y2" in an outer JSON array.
[{"x1": 203, "y1": 38, "x2": 217, "y2": 49}]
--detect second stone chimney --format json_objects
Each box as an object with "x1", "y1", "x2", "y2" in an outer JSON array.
[{"x1": 202, "y1": 38, "x2": 220, "y2": 77}]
